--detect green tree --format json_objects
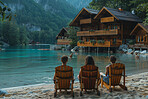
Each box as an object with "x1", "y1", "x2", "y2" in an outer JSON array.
[
  {"x1": 89, "y1": 0, "x2": 132, "y2": 11},
  {"x1": 88, "y1": 0, "x2": 148, "y2": 24},
  {"x1": 0, "y1": 1, "x2": 13, "y2": 21},
  {"x1": 130, "y1": 0, "x2": 148, "y2": 21},
  {"x1": 19, "y1": 27, "x2": 29, "y2": 45},
  {"x1": 68, "y1": 27, "x2": 80, "y2": 48},
  {"x1": 144, "y1": 13, "x2": 148, "y2": 25},
  {"x1": 2, "y1": 21, "x2": 20, "y2": 45}
]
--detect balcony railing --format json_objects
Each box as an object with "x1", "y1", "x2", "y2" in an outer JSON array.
[
  {"x1": 77, "y1": 40, "x2": 122, "y2": 47},
  {"x1": 80, "y1": 18, "x2": 92, "y2": 24},
  {"x1": 77, "y1": 41, "x2": 111, "y2": 47},
  {"x1": 57, "y1": 39, "x2": 72, "y2": 45},
  {"x1": 77, "y1": 29, "x2": 119, "y2": 36}
]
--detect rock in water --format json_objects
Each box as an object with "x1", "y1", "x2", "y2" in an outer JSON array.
[
  {"x1": 128, "y1": 49, "x2": 133, "y2": 53},
  {"x1": 0, "y1": 90, "x2": 7, "y2": 96},
  {"x1": 119, "y1": 44, "x2": 128, "y2": 51}
]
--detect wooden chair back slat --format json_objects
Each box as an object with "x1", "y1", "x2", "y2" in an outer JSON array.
[
  {"x1": 55, "y1": 65, "x2": 73, "y2": 89},
  {"x1": 109, "y1": 63, "x2": 125, "y2": 86},
  {"x1": 81, "y1": 65, "x2": 99, "y2": 89}
]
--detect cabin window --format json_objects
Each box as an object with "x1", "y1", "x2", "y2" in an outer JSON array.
[
  {"x1": 145, "y1": 36, "x2": 147, "y2": 42},
  {"x1": 144, "y1": 36, "x2": 146, "y2": 42},
  {"x1": 86, "y1": 38, "x2": 89, "y2": 42},
  {"x1": 141, "y1": 36, "x2": 143, "y2": 42},
  {"x1": 115, "y1": 26, "x2": 118, "y2": 29},
  {"x1": 138, "y1": 36, "x2": 140, "y2": 42},
  {"x1": 107, "y1": 24, "x2": 118, "y2": 30}
]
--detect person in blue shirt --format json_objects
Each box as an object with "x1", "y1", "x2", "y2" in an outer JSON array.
[{"x1": 103, "y1": 55, "x2": 117, "y2": 84}]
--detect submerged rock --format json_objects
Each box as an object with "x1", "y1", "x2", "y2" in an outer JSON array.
[
  {"x1": 140, "y1": 50, "x2": 147, "y2": 54},
  {"x1": 42, "y1": 90, "x2": 50, "y2": 93}
]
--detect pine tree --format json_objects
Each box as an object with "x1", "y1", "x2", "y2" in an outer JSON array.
[{"x1": 19, "y1": 27, "x2": 29, "y2": 45}]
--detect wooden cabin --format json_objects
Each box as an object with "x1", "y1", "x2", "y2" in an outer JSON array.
[
  {"x1": 56, "y1": 27, "x2": 72, "y2": 45},
  {"x1": 130, "y1": 23, "x2": 148, "y2": 49},
  {"x1": 69, "y1": 7, "x2": 142, "y2": 49}
]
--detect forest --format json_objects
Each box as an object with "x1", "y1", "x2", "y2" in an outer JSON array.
[
  {"x1": 0, "y1": 0, "x2": 77, "y2": 46},
  {"x1": 66, "y1": 0, "x2": 92, "y2": 9}
]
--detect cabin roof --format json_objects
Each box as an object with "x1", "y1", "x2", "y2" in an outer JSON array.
[
  {"x1": 69, "y1": 8, "x2": 99, "y2": 26},
  {"x1": 85, "y1": 8, "x2": 99, "y2": 14},
  {"x1": 94, "y1": 7, "x2": 142, "y2": 22},
  {"x1": 138, "y1": 23, "x2": 148, "y2": 32},
  {"x1": 56, "y1": 27, "x2": 68, "y2": 39},
  {"x1": 130, "y1": 23, "x2": 148, "y2": 35}
]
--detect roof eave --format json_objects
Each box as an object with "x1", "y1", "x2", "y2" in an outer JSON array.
[{"x1": 94, "y1": 7, "x2": 119, "y2": 20}]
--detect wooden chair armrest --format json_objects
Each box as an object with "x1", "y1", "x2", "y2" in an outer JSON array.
[
  {"x1": 53, "y1": 79, "x2": 57, "y2": 84},
  {"x1": 53, "y1": 78, "x2": 56, "y2": 83},
  {"x1": 71, "y1": 78, "x2": 75, "y2": 83},
  {"x1": 53, "y1": 77, "x2": 60, "y2": 83},
  {"x1": 97, "y1": 77, "x2": 101, "y2": 80}
]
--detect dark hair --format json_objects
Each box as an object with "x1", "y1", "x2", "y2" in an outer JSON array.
[
  {"x1": 85, "y1": 55, "x2": 95, "y2": 66},
  {"x1": 110, "y1": 55, "x2": 116, "y2": 63},
  {"x1": 61, "y1": 55, "x2": 68, "y2": 64}
]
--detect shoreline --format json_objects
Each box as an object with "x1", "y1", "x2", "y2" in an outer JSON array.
[
  {"x1": 1, "y1": 70, "x2": 147, "y2": 90},
  {"x1": 1, "y1": 70, "x2": 148, "y2": 89},
  {"x1": 1, "y1": 72, "x2": 148, "y2": 99},
  {"x1": 1, "y1": 81, "x2": 80, "y2": 91}
]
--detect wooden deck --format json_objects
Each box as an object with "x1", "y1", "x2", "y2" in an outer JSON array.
[
  {"x1": 77, "y1": 29, "x2": 118, "y2": 36},
  {"x1": 129, "y1": 44, "x2": 148, "y2": 49},
  {"x1": 77, "y1": 40, "x2": 122, "y2": 47},
  {"x1": 57, "y1": 39, "x2": 72, "y2": 45}
]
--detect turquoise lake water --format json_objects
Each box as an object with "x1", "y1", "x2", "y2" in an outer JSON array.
[{"x1": 0, "y1": 45, "x2": 148, "y2": 88}]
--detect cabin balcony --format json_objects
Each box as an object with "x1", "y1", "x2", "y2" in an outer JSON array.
[
  {"x1": 77, "y1": 29, "x2": 119, "y2": 36},
  {"x1": 80, "y1": 18, "x2": 92, "y2": 24},
  {"x1": 77, "y1": 40, "x2": 111, "y2": 47},
  {"x1": 77, "y1": 39, "x2": 122, "y2": 47},
  {"x1": 57, "y1": 39, "x2": 72, "y2": 45}
]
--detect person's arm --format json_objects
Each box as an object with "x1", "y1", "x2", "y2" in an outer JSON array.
[
  {"x1": 53, "y1": 68, "x2": 57, "y2": 83},
  {"x1": 78, "y1": 69, "x2": 81, "y2": 80}
]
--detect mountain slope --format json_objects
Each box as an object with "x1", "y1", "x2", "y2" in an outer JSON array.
[
  {"x1": 66, "y1": 0, "x2": 92, "y2": 10},
  {"x1": 1, "y1": 0, "x2": 77, "y2": 43}
]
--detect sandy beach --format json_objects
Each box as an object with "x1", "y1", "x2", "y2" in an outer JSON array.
[{"x1": 1, "y1": 72, "x2": 148, "y2": 99}]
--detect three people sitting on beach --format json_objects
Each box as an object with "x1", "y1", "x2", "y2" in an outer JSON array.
[
  {"x1": 53, "y1": 55, "x2": 117, "y2": 94},
  {"x1": 55, "y1": 55, "x2": 117, "y2": 82}
]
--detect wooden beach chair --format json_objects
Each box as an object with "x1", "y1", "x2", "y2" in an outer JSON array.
[
  {"x1": 80, "y1": 65, "x2": 100, "y2": 96},
  {"x1": 101, "y1": 63, "x2": 127, "y2": 92},
  {"x1": 54, "y1": 65, "x2": 74, "y2": 97}
]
